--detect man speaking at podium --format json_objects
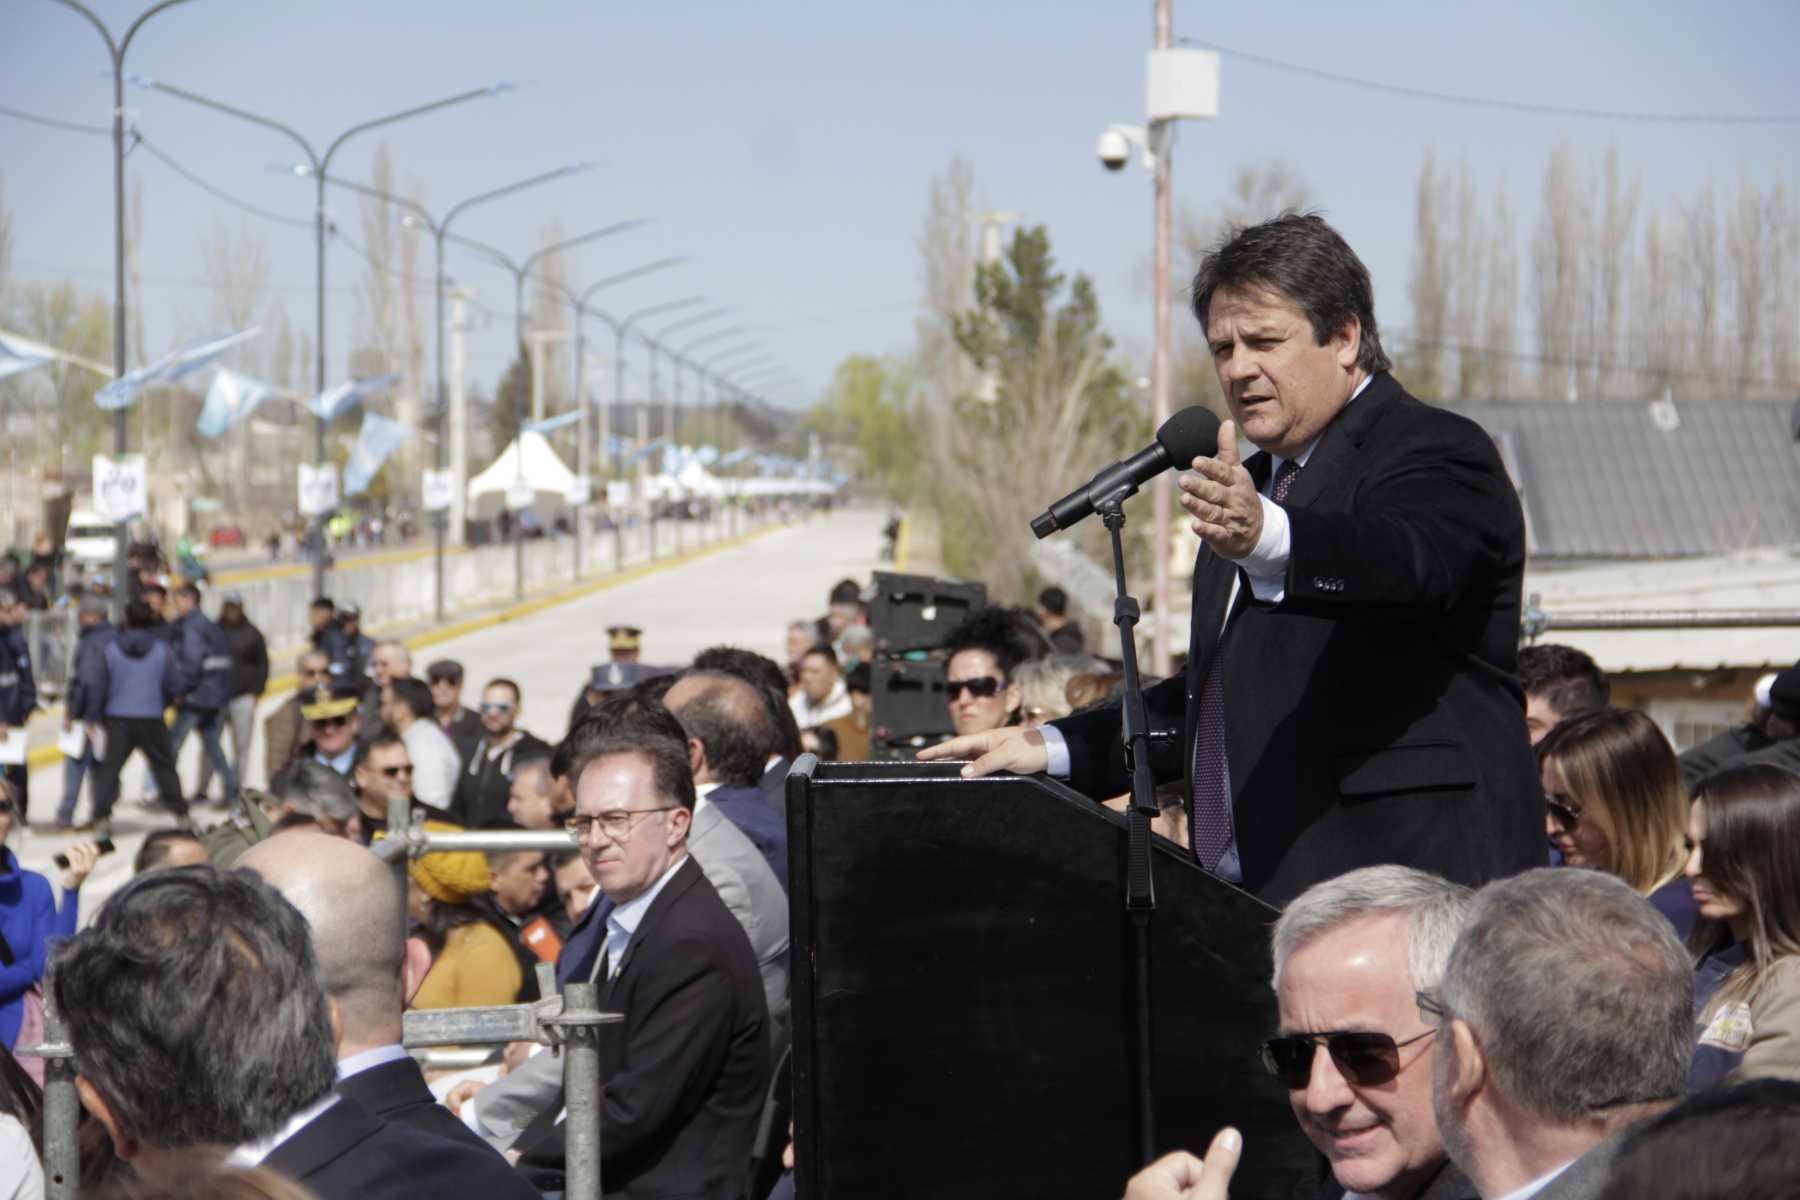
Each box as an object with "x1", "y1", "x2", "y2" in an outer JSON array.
[{"x1": 924, "y1": 214, "x2": 1541, "y2": 905}]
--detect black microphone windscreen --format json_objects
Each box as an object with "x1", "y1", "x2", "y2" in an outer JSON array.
[{"x1": 1156, "y1": 406, "x2": 1221, "y2": 467}]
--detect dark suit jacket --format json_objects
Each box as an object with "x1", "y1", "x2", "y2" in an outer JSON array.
[
  {"x1": 1534, "y1": 1134, "x2": 1627, "y2": 1200},
  {"x1": 261, "y1": 1095, "x2": 539, "y2": 1199},
  {"x1": 1054, "y1": 374, "x2": 1542, "y2": 904},
  {"x1": 759, "y1": 757, "x2": 790, "y2": 813},
  {"x1": 519, "y1": 856, "x2": 770, "y2": 1198},
  {"x1": 336, "y1": 1054, "x2": 502, "y2": 1156},
  {"x1": 1315, "y1": 1158, "x2": 1478, "y2": 1199},
  {"x1": 707, "y1": 783, "x2": 790, "y2": 891}
]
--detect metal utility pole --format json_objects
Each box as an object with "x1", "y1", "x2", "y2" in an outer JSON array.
[
  {"x1": 51, "y1": 0, "x2": 197, "y2": 616},
  {"x1": 140, "y1": 75, "x2": 508, "y2": 599},
  {"x1": 1150, "y1": 0, "x2": 1174, "y2": 676},
  {"x1": 607, "y1": 297, "x2": 705, "y2": 561}
]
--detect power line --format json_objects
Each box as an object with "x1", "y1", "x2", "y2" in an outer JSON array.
[
  {"x1": 134, "y1": 134, "x2": 314, "y2": 231},
  {"x1": 1179, "y1": 39, "x2": 1800, "y2": 126},
  {"x1": 0, "y1": 101, "x2": 108, "y2": 136}
]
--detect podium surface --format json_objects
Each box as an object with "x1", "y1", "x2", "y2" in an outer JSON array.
[{"x1": 788, "y1": 757, "x2": 1321, "y2": 1199}]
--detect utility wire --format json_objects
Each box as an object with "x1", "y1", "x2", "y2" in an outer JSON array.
[
  {"x1": 1179, "y1": 39, "x2": 1800, "y2": 125},
  {"x1": 0, "y1": 101, "x2": 109, "y2": 136},
  {"x1": 134, "y1": 134, "x2": 314, "y2": 231}
]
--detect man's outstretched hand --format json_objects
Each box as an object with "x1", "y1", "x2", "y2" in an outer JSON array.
[
  {"x1": 1123, "y1": 1128, "x2": 1243, "y2": 1200},
  {"x1": 915, "y1": 726, "x2": 1049, "y2": 778}
]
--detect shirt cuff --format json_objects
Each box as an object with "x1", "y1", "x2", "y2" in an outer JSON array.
[
  {"x1": 1236, "y1": 494, "x2": 1291, "y2": 603},
  {"x1": 1038, "y1": 723, "x2": 1072, "y2": 779}
]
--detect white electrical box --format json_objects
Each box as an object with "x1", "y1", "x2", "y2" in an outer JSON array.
[{"x1": 1146, "y1": 48, "x2": 1220, "y2": 121}]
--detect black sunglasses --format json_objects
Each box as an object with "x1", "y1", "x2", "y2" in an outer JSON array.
[
  {"x1": 1545, "y1": 793, "x2": 1583, "y2": 831},
  {"x1": 313, "y1": 715, "x2": 351, "y2": 730},
  {"x1": 945, "y1": 677, "x2": 1002, "y2": 700},
  {"x1": 1260, "y1": 1028, "x2": 1436, "y2": 1089},
  {"x1": 378, "y1": 765, "x2": 414, "y2": 778},
  {"x1": 0, "y1": 798, "x2": 13, "y2": 815}
]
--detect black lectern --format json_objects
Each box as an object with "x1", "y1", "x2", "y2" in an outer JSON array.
[{"x1": 787, "y1": 758, "x2": 1322, "y2": 1199}]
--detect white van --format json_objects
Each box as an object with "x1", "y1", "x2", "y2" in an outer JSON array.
[{"x1": 63, "y1": 511, "x2": 121, "y2": 572}]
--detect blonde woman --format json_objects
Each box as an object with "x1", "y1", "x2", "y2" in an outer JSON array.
[
  {"x1": 1684, "y1": 762, "x2": 1800, "y2": 1088},
  {"x1": 1538, "y1": 708, "x2": 1696, "y2": 936}
]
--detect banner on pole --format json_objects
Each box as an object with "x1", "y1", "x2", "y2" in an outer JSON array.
[
  {"x1": 605, "y1": 480, "x2": 632, "y2": 507},
  {"x1": 567, "y1": 476, "x2": 591, "y2": 505},
  {"x1": 421, "y1": 469, "x2": 456, "y2": 513},
  {"x1": 505, "y1": 479, "x2": 535, "y2": 511},
  {"x1": 298, "y1": 463, "x2": 340, "y2": 517},
  {"x1": 92, "y1": 455, "x2": 148, "y2": 522}
]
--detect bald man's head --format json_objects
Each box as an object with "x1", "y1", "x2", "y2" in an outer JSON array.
[
  {"x1": 665, "y1": 671, "x2": 773, "y2": 788},
  {"x1": 238, "y1": 831, "x2": 406, "y2": 1055}
]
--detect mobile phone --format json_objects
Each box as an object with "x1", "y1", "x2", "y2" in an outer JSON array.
[{"x1": 54, "y1": 838, "x2": 116, "y2": 870}]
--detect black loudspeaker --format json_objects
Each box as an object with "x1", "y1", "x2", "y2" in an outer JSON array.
[
  {"x1": 867, "y1": 571, "x2": 986, "y2": 656},
  {"x1": 868, "y1": 657, "x2": 950, "y2": 760}
]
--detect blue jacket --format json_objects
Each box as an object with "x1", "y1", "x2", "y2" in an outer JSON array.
[
  {"x1": 708, "y1": 783, "x2": 790, "y2": 892},
  {"x1": 174, "y1": 609, "x2": 233, "y2": 710},
  {"x1": 101, "y1": 628, "x2": 177, "y2": 720},
  {"x1": 0, "y1": 847, "x2": 77, "y2": 1049},
  {"x1": 66, "y1": 620, "x2": 115, "y2": 725},
  {"x1": 0, "y1": 625, "x2": 36, "y2": 726}
]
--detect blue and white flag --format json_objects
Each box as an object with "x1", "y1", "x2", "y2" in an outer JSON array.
[
  {"x1": 0, "y1": 332, "x2": 58, "y2": 380},
  {"x1": 343, "y1": 412, "x2": 413, "y2": 497},
  {"x1": 523, "y1": 410, "x2": 581, "y2": 435},
  {"x1": 717, "y1": 446, "x2": 753, "y2": 468},
  {"x1": 625, "y1": 437, "x2": 666, "y2": 466},
  {"x1": 309, "y1": 374, "x2": 400, "y2": 422},
  {"x1": 694, "y1": 445, "x2": 720, "y2": 467},
  {"x1": 94, "y1": 326, "x2": 260, "y2": 410},
  {"x1": 197, "y1": 368, "x2": 277, "y2": 438}
]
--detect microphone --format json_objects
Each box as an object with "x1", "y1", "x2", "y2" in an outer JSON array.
[{"x1": 1031, "y1": 406, "x2": 1221, "y2": 538}]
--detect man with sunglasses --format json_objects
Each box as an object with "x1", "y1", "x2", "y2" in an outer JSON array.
[
  {"x1": 351, "y1": 729, "x2": 418, "y2": 843},
  {"x1": 265, "y1": 651, "x2": 333, "y2": 784},
  {"x1": 1426, "y1": 869, "x2": 1689, "y2": 1200},
  {"x1": 301, "y1": 682, "x2": 364, "y2": 776},
  {"x1": 451, "y1": 679, "x2": 549, "y2": 830}
]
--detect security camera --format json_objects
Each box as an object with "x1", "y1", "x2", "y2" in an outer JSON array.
[{"x1": 1096, "y1": 127, "x2": 1131, "y2": 172}]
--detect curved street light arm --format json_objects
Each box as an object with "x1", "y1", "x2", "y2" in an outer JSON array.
[
  {"x1": 137, "y1": 76, "x2": 321, "y2": 169},
  {"x1": 443, "y1": 162, "x2": 596, "y2": 233},
  {"x1": 323, "y1": 172, "x2": 438, "y2": 232},
  {"x1": 522, "y1": 220, "x2": 651, "y2": 277},
  {"x1": 650, "y1": 307, "x2": 731, "y2": 342},
  {"x1": 320, "y1": 85, "x2": 505, "y2": 174},
  {"x1": 579, "y1": 257, "x2": 687, "y2": 310},
  {"x1": 620, "y1": 296, "x2": 707, "y2": 338},
  {"x1": 443, "y1": 230, "x2": 523, "y2": 276}
]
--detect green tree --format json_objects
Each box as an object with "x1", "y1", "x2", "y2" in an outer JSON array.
[
  {"x1": 489, "y1": 343, "x2": 532, "y2": 449},
  {"x1": 806, "y1": 355, "x2": 920, "y2": 505}
]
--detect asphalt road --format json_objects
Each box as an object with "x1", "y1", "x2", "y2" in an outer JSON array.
[{"x1": 12, "y1": 506, "x2": 889, "y2": 916}]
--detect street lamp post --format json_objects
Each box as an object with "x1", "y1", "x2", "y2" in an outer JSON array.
[
  {"x1": 137, "y1": 75, "x2": 508, "y2": 598},
  {"x1": 320, "y1": 164, "x2": 595, "y2": 621},
  {"x1": 605, "y1": 297, "x2": 705, "y2": 562},
  {"x1": 445, "y1": 224, "x2": 651, "y2": 600},
  {"x1": 666, "y1": 330, "x2": 754, "y2": 548},
  {"x1": 51, "y1": 0, "x2": 197, "y2": 614}
]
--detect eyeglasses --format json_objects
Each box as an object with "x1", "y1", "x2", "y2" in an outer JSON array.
[
  {"x1": 1545, "y1": 793, "x2": 1583, "y2": 831},
  {"x1": 312, "y1": 715, "x2": 351, "y2": 730},
  {"x1": 1260, "y1": 1027, "x2": 1437, "y2": 1089},
  {"x1": 0, "y1": 799, "x2": 13, "y2": 815},
  {"x1": 566, "y1": 807, "x2": 678, "y2": 841},
  {"x1": 481, "y1": 702, "x2": 515, "y2": 714},
  {"x1": 378, "y1": 764, "x2": 414, "y2": 778},
  {"x1": 945, "y1": 677, "x2": 1002, "y2": 700}
]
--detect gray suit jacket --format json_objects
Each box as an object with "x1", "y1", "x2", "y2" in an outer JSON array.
[
  {"x1": 470, "y1": 801, "x2": 791, "y2": 1149},
  {"x1": 1531, "y1": 1135, "x2": 1626, "y2": 1200}
]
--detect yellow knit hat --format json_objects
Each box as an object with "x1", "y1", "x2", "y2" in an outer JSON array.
[{"x1": 404, "y1": 821, "x2": 491, "y2": 906}]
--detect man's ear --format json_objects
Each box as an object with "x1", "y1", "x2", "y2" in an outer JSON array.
[
  {"x1": 1448, "y1": 1018, "x2": 1486, "y2": 1106},
  {"x1": 76, "y1": 1075, "x2": 135, "y2": 1161},
  {"x1": 685, "y1": 736, "x2": 706, "y2": 780},
  {"x1": 402, "y1": 935, "x2": 433, "y2": 1004},
  {"x1": 1333, "y1": 315, "x2": 1362, "y2": 371},
  {"x1": 326, "y1": 995, "x2": 345, "y2": 1053}
]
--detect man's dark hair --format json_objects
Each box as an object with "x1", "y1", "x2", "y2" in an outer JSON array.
[
  {"x1": 484, "y1": 676, "x2": 522, "y2": 705},
  {"x1": 692, "y1": 645, "x2": 803, "y2": 761},
  {"x1": 388, "y1": 676, "x2": 433, "y2": 722},
  {"x1": 310, "y1": 597, "x2": 334, "y2": 614},
  {"x1": 174, "y1": 583, "x2": 201, "y2": 603},
  {"x1": 351, "y1": 723, "x2": 405, "y2": 772},
  {"x1": 801, "y1": 643, "x2": 839, "y2": 670},
  {"x1": 131, "y1": 829, "x2": 203, "y2": 874},
  {"x1": 670, "y1": 670, "x2": 773, "y2": 788},
  {"x1": 139, "y1": 582, "x2": 165, "y2": 601},
  {"x1": 1598, "y1": 1079, "x2": 1800, "y2": 1200},
  {"x1": 829, "y1": 578, "x2": 862, "y2": 606},
  {"x1": 633, "y1": 673, "x2": 678, "y2": 707},
  {"x1": 555, "y1": 695, "x2": 697, "y2": 810},
  {"x1": 944, "y1": 605, "x2": 1038, "y2": 681},
  {"x1": 50, "y1": 867, "x2": 337, "y2": 1149},
  {"x1": 1038, "y1": 586, "x2": 1068, "y2": 618},
  {"x1": 1190, "y1": 212, "x2": 1392, "y2": 375},
  {"x1": 425, "y1": 658, "x2": 463, "y2": 686},
  {"x1": 804, "y1": 724, "x2": 840, "y2": 762},
  {"x1": 123, "y1": 600, "x2": 157, "y2": 630},
  {"x1": 1517, "y1": 643, "x2": 1610, "y2": 716},
  {"x1": 844, "y1": 661, "x2": 871, "y2": 696}
]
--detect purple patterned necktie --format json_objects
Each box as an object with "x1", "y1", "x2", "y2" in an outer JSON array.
[{"x1": 1191, "y1": 458, "x2": 1301, "y2": 870}]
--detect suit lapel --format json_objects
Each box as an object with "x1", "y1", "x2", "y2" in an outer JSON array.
[
  {"x1": 1278, "y1": 371, "x2": 1399, "y2": 511},
  {"x1": 603, "y1": 856, "x2": 702, "y2": 1002},
  {"x1": 261, "y1": 1097, "x2": 381, "y2": 1183}
]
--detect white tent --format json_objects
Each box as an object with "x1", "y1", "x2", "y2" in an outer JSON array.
[{"x1": 467, "y1": 431, "x2": 578, "y2": 504}]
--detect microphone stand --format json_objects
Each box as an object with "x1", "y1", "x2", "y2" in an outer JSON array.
[{"x1": 1094, "y1": 487, "x2": 1160, "y2": 1166}]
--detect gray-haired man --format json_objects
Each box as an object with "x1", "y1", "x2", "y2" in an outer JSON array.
[{"x1": 1427, "y1": 869, "x2": 1691, "y2": 1200}]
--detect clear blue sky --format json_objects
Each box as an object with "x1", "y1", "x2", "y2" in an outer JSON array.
[{"x1": 7, "y1": 0, "x2": 1799, "y2": 413}]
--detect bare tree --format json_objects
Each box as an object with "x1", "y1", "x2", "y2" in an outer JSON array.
[
  {"x1": 1531, "y1": 140, "x2": 1587, "y2": 398},
  {"x1": 1586, "y1": 146, "x2": 1639, "y2": 398},
  {"x1": 197, "y1": 215, "x2": 272, "y2": 511},
  {"x1": 1683, "y1": 184, "x2": 1722, "y2": 392},
  {"x1": 1726, "y1": 169, "x2": 1769, "y2": 390},
  {"x1": 1768, "y1": 182, "x2": 1800, "y2": 391},
  {"x1": 1406, "y1": 148, "x2": 1452, "y2": 399},
  {"x1": 1448, "y1": 161, "x2": 1485, "y2": 399},
  {"x1": 913, "y1": 156, "x2": 978, "y2": 480},
  {"x1": 1631, "y1": 210, "x2": 1683, "y2": 396}
]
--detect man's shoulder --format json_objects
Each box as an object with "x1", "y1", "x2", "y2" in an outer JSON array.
[
  {"x1": 275, "y1": 1097, "x2": 537, "y2": 1199},
  {"x1": 1353, "y1": 375, "x2": 1503, "y2": 457}
]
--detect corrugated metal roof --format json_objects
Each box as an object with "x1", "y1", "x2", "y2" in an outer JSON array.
[{"x1": 1451, "y1": 398, "x2": 1800, "y2": 559}]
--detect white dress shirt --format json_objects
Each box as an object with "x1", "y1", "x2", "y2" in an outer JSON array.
[
  {"x1": 1493, "y1": 1161, "x2": 1574, "y2": 1200},
  {"x1": 602, "y1": 853, "x2": 687, "y2": 980},
  {"x1": 336, "y1": 1041, "x2": 412, "y2": 1081}
]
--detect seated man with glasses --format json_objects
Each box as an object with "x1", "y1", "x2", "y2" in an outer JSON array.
[{"x1": 1129, "y1": 866, "x2": 1476, "y2": 1200}]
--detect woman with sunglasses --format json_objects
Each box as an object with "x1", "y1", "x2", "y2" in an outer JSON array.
[
  {"x1": 941, "y1": 607, "x2": 1039, "y2": 738},
  {"x1": 1, "y1": 779, "x2": 100, "y2": 1074},
  {"x1": 1538, "y1": 707, "x2": 1697, "y2": 937},
  {"x1": 1684, "y1": 762, "x2": 1800, "y2": 1089}
]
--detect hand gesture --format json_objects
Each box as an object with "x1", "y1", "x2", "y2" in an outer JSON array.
[
  {"x1": 1178, "y1": 421, "x2": 1263, "y2": 560},
  {"x1": 1123, "y1": 1128, "x2": 1242, "y2": 1200},
  {"x1": 915, "y1": 726, "x2": 1048, "y2": 778},
  {"x1": 60, "y1": 841, "x2": 102, "y2": 891},
  {"x1": 446, "y1": 1078, "x2": 485, "y2": 1115}
]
